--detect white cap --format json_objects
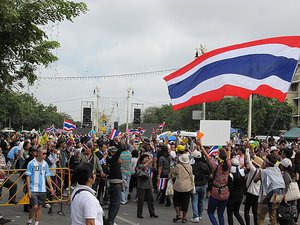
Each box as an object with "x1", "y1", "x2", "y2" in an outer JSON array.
[
  {"x1": 192, "y1": 150, "x2": 202, "y2": 158},
  {"x1": 280, "y1": 158, "x2": 292, "y2": 168},
  {"x1": 270, "y1": 146, "x2": 278, "y2": 152}
]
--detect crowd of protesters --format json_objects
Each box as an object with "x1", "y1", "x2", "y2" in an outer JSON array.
[{"x1": 0, "y1": 130, "x2": 300, "y2": 225}]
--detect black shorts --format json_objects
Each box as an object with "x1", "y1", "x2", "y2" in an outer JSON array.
[{"x1": 30, "y1": 192, "x2": 47, "y2": 206}]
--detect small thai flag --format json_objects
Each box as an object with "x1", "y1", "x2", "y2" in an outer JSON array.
[
  {"x1": 127, "y1": 129, "x2": 136, "y2": 134},
  {"x1": 139, "y1": 129, "x2": 146, "y2": 135},
  {"x1": 45, "y1": 125, "x2": 55, "y2": 133},
  {"x1": 63, "y1": 120, "x2": 76, "y2": 132},
  {"x1": 159, "y1": 122, "x2": 165, "y2": 130},
  {"x1": 133, "y1": 137, "x2": 139, "y2": 144},
  {"x1": 149, "y1": 168, "x2": 154, "y2": 178},
  {"x1": 157, "y1": 178, "x2": 167, "y2": 190},
  {"x1": 109, "y1": 129, "x2": 121, "y2": 140},
  {"x1": 208, "y1": 145, "x2": 221, "y2": 157}
]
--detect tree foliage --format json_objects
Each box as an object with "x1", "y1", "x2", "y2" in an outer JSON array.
[
  {"x1": 0, "y1": 91, "x2": 71, "y2": 130},
  {"x1": 0, "y1": 0, "x2": 87, "y2": 90},
  {"x1": 143, "y1": 96, "x2": 293, "y2": 136}
]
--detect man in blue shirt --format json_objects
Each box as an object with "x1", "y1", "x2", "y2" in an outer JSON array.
[
  {"x1": 25, "y1": 146, "x2": 54, "y2": 225},
  {"x1": 6, "y1": 145, "x2": 19, "y2": 166}
]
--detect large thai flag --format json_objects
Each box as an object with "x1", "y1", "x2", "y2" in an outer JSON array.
[
  {"x1": 63, "y1": 120, "x2": 77, "y2": 132},
  {"x1": 164, "y1": 36, "x2": 300, "y2": 110}
]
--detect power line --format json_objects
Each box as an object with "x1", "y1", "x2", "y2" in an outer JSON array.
[
  {"x1": 131, "y1": 96, "x2": 169, "y2": 105},
  {"x1": 43, "y1": 96, "x2": 94, "y2": 104},
  {"x1": 38, "y1": 68, "x2": 178, "y2": 80}
]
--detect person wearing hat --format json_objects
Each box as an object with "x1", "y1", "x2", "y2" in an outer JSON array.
[
  {"x1": 255, "y1": 154, "x2": 285, "y2": 225},
  {"x1": 270, "y1": 146, "x2": 281, "y2": 162},
  {"x1": 278, "y1": 158, "x2": 296, "y2": 225},
  {"x1": 171, "y1": 154, "x2": 193, "y2": 223},
  {"x1": 190, "y1": 150, "x2": 211, "y2": 223},
  {"x1": 174, "y1": 144, "x2": 186, "y2": 165},
  {"x1": 244, "y1": 152, "x2": 263, "y2": 225},
  {"x1": 176, "y1": 144, "x2": 185, "y2": 153}
]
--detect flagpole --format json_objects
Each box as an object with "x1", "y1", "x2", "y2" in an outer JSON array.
[
  {"x1": 248, "y1": 94, "x2": 252, "y2": 139},
  {"x1": 196, "y1": 45, "x2": 207, "y2": 121},
  {"x1": 126, "y1": 87, "x2": 134, "y2": 131}
]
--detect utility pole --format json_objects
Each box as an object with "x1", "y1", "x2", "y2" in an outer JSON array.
[
  {"x1": 93, "y1": 86, "x2": 100, "y2": 133},
  {"x1": 126, "y1": 87, "x2": 134, "y2": 130}
]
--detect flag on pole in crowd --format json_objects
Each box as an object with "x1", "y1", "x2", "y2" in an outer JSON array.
[
  {"x1": 207, "y1": 145, "x2": 221, "y2": 157},
  {"x1": 127, "y1": 129, "x2": 145, "y2": 135},
  {"x1": 137, "y1": 127, "x2": 146, "y2": 135},
  {"x1": 159, "y1": 122, "x2": 165, "y2": 130},
  {"x1": 149, "y1": 168, "x2": 154, "y2": 179},
  {"x1": 109, "y1": 129, "x2": 121, "y2": 140},
  {"x1": 63, "y1": 120, "x2": 77, "y2": 132},
  {"x1": 45, "y1": 124, "x2": 55, "y2": 133},
  {"x1": 164, "y1": 36, "x2": 300, "y2": 110},
  {"x1": 133, "y1": 137, "x2": 140, "y2": 144},
  {"x1": 157, "y1": 178, "x2": 168, "y2": 190}
]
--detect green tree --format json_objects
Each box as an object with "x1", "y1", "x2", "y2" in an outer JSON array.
[
  {"x1": 0, "y1": 91, "x2": 71, "y2": 130},
  {"x1": 0, "y1": 0, "x2": 87, "y2": 90},
  {"x1": 143, "y1": 96, "x2": 293, "y2": 135}
]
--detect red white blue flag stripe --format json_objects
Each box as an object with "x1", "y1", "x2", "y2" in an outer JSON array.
[
  {"x1": 164, "y1": 36, "x2": 300, "y2": 110},
  {"x1": 157, "y1": 178, "x2": 167, "y2": 190},
  {"x1": 63, "y1": 120, "x2": 76, "y2": 132},
  {"x1": 45, "y1": 125, "x2": 55, "y2": 132},
  {"x1": 208, "y1": 145, "x2": 220, "y2": 157},
  {"x1": 159, "y1": 122, "x2": 165, "y2": 130},
  {"x1": 109, "y1": 129, "x2": 121, "y2": 140}
]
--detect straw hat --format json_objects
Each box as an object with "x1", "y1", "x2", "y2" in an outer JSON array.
[
  {"x1": 179, "y1": 154, "x2": 190, "y2": 164},
  {"x1": 252, "y1": 156, "x2": 264, "y2": 168}
]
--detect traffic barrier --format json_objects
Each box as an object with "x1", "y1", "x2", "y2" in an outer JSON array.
[{"x1": 0, "y1": 168, "x2": 70, "y2": 207}]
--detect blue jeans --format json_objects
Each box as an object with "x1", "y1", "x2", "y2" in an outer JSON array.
[
  {"x1": 207, "y1": 196, "x2": 228, "y2": 225},
  {"x1": 108, "y1": 183, "x2": 122, "y2": 224},
  {"x1": 191, "y1": 185, "x2": 206, "y2": 218},
  {"x1": 121, "y1": 174, "x2": 131, "y2": 203}
]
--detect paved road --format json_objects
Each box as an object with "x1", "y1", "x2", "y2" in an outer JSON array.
[{"x1": 0, "y1": 197, "x2": 257, "y2": 225}]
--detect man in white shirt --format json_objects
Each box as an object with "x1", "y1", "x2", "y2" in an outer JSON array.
[{"x1": 244, "y1": 151, "x2": 263, "y2": 225}]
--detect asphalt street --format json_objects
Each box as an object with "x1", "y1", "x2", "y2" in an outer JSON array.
[{"x1": 0, "y1": 196, "x2": 267, "y2": 225}]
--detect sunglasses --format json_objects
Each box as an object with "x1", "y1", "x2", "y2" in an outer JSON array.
[{"x1": 42, "y1": 153, "x2": 47, "y2": 155}]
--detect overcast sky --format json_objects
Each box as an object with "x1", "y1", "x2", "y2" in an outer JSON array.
[{"x1": 28, "y1": 0, "x2": 300, "y2": 126}]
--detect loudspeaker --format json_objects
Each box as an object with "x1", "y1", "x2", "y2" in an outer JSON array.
[
  {"x1": 83, "y1": 107, "x2": 92, "y2": 123},
  {"x1": 133, "y1": 108, "x2": 141, "y2": 124},
  {"x1": 114, "y1": 121, "x2": 118, "y2": 130}
]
